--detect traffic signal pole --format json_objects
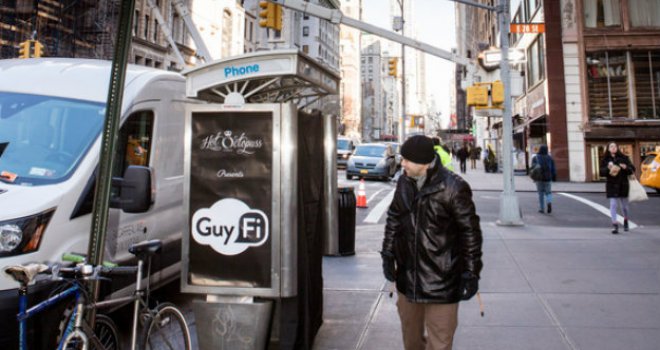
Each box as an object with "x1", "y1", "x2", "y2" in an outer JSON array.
[
  {"x1": 398, "y1": 0, "x2": 406, "y2": 142},
  {"x1": 452, "y1": 0, "x2": 522, "y2": 225}
]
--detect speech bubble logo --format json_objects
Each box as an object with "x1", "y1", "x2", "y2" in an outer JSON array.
[{"x1": 192, "y1": 198, "x2": 269, "y2": 255}]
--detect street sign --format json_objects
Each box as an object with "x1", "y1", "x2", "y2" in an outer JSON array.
[
  {"x1": 510, "y1": 23, "x2": 545, "y2": 34},
  {"x1": 481, "y1": 48, "x2": 525, "y2": 67}
]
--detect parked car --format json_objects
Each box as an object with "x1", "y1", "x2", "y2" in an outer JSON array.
[
  {"x1": 0, "y1": 58, "x2": 197, "y2": 347},
  {"x1": 337, "y1": 137, "x2": 357, "y2": 168},
  {"x1": 384, "y1": 142, "x2": 402, "y2": 169},
  {"x1": 346, "y1": 143, "x2": 397, "y2": 180},
  {"x1": 640, "y1": 151, "x2": 660, "y2": 193}
]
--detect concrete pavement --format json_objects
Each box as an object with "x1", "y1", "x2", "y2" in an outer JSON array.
[{"x1": 313, "y1": 165, "x2": 660, "y2": 350}]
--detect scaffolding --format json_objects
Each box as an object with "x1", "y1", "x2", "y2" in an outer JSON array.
[{"x1": 0, "y1": 0, "x2": 120, "y2": 60}]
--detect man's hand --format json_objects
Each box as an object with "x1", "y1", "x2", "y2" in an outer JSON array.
[
  {"x1": 459, "y1": 272, "x2": 479, "y2": 300},
  {"x1": 381, "y1": 251, "x2": 396, "y2": 282}
]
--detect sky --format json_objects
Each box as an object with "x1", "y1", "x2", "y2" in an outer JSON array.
[{"x1": 361, "y1": 0, "x2": 457, "y2": 126}]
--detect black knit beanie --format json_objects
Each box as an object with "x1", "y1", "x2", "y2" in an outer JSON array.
[{"x1": 400, "y1": 135, "x2": 435, "y2": 164}]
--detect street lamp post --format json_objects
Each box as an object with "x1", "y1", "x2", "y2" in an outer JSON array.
[{"x1": 496, "y1": 0, "x2": 522, "y2": 226}]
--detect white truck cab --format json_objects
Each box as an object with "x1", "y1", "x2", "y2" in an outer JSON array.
[{"x1": 0, "y1": 58, "x2": 197, "y2": 347}]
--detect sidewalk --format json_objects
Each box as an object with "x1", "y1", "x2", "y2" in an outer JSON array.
[
  {"x1": 314, "y1": 222, "x2": 660, "y2": 350},
  {"x1": 451, "y1": 160, "x2": 654, "y2": 194}
]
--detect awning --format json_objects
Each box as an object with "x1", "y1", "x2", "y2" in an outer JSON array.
[{"x1": 182, "y1": 50, "x2": 340, "y2": 106}]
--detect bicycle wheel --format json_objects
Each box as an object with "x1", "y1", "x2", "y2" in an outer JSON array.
[
  {"x1": 58, "y1": 310, "x2": 120, "y2": 350},
  {"x1": 141, "y1": 302, "x2": 192, "y2": 350}
]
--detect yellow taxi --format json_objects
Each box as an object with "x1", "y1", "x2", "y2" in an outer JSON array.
[{"x1": 640, "y1": 152, "x2": 660, "y2": 193}]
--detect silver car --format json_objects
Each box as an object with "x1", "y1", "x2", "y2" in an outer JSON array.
[{"x1": 346, "y1": 143, "x2": 397, "y2": 180}]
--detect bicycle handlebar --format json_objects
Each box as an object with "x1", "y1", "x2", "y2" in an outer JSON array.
[{"x1": 61, "y1": 253, "x2": 118, "y2": 268}]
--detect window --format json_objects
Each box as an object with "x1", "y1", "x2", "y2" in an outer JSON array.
[
  {"x1": 173, "y1": 13, "x2": 181, "y2": 43},
  {"x1": 303, "y1": 26, "x2": 309, "y2": 37},
  {"x1": 526, "y1": 36, "x2": 545, "y2": 87},
  {"x1": 134, "y1": 10, "x2": 140, "y2": 35},
  {"x1": 113, "y1": 111, "x2": 154, "y2": 178},
  {"x1": 583, "y1": 0, "x2": 621, "y2": 29},
  {"x1": 144, "y1": 15, "x2": 150, "y2": 39},
  {"x1": 302, "y1": 45, "x2": 309, "y2": 54},
  {"x1": 154, "y1": 20, "x2": 159, "y2": 42},
  {"x1": 628, "y1": 0, "x2": 660, "y2": 28},
  {"x1": 525, "y1": 0, "x2": 540, "y2": 20},
  {"x1": 587, "y1": 51, "x2": 629, "y2": 119},
  {"x1": 222, "y1": 9, "x2": 232, "y2": 57},
  {"x1": 304, "y1": 14, "x2": 309, "y2": 20},
  {"x1": 632, "y1": 51, "x2": 660, "y2": 119}
]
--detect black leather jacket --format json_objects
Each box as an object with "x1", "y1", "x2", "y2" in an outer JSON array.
[{"x1": 383, "y1": 157, "x2": 483, "y2": 303}]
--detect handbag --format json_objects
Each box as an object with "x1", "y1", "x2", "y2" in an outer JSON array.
[
  {"x1": 628, "y1": 175, "x2": 648, "y2": 203},
  {"x1": 529, "y1": 164, "x2": 543, "y2": 181}
]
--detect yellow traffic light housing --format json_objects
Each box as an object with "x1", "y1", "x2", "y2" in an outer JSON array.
[
  {"x1": 388, "y1": 58, "x2": 398, "y2": 77},
  {"x1": 259, "y1": 1, "x2": 282, "y2": 31},
  {"x1": 466, "y1": 84, "x2": 488, "y2": 106},
  {"x1": 491, "y1": 80, "x2": 504, "y2": 105},
  {"x1": 18, "y1": 40, "x2": 31, "y2": 59},
  {"x1": 33, "y1": 41, "x2": 44, "y2": 58}
]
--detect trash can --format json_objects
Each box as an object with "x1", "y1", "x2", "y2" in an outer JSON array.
[{"x1": 337, "y1": 187, "x2": 356, "y2": 256}]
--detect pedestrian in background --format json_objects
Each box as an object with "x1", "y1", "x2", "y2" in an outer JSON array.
[
  {"x1": 470, "y1": 145, "x2": 481, "y2": 170},
  {"x1": 600, "y1": 142, "x2": 635, "y2": 234},
  {"x1": 457, "y1": 144, "x2": 469, "y2": 174},
  {"x1": 432, "y1": 137, "x2": 454, "y2": 171},
  {"x1": 531, "y1": 145, "x2": 556, "y2": 214},
  {"x1": 381, "y1": 135, "x2": 483, "y2": 350}
]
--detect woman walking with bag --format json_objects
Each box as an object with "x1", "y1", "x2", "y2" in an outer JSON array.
[{"x1": 599, "y1": 142, "x2": 635, "y2": 234}]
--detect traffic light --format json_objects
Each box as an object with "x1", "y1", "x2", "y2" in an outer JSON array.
[
  {"x1": 33, "y1": 40, "x2": 44, "y2": 58},
  {"x1": 259, "y1": 1, "x2": 282, "y2": 31},
  {"x1": 388, "y1": 58, "x2": 398, "y2": 77},
  {"x1": 491, "y1": 80, "x2": 504, "y2": 105},
  {"x1": 466, "y1": 84, "x2": 488, "y2": 106},
  {"x1": 18, "y1": 40, "x2": 31, "y2": 59}
]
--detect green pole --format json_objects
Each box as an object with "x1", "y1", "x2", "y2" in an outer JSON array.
[{"x1": 86, "y1": 0, "x2": 136, "y2": 324}]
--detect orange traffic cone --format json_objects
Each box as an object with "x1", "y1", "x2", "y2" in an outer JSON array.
[{"x1": 356, "y1": 179, "x2": 368, "y2": 208}]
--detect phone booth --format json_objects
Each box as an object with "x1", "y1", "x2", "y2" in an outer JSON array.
[{"x1": 181, "y1": 50, "x2": 339, "y2": 350}]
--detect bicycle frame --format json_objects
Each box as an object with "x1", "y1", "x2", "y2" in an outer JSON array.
[{"x1": 16, "y1": 282, "x2": 81, "y2": 350}]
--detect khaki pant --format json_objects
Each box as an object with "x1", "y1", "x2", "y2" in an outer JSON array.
[{"x1": 396, "y1": 293, "x2": 459, "y2": 350}]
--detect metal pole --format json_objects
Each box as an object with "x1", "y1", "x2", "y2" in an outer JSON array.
[
  {"x1": 399, "y1": 0, "x2": 406, "y2": 142},
  {"x1": 323, "y1": 112, "x2": 339, "y2": 255},
  {"x1": 86, "y1": 0, "x2": 136, "y2": 324},
  {"x1": 496, "y1": 0, "x2": 523, "y2": 226}
]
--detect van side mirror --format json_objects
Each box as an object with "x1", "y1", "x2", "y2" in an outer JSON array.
[{"x1": 110, "y1": 166, "x2": 153, "y2": 213}]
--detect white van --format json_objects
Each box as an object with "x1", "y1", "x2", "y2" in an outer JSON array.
[{"x1": 0, "y1": 58, "x2": 196, "y2": 346}]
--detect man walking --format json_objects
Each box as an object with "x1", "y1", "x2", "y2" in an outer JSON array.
[
  {"x1": 381, "y1": 135, "x2": 483, "y2": 350},
  {"x1": 531, "y1": 145, "x2": 556, "y2": 214},
  {"x1": 456, "y1": 144, "x2": 469, "y2": 174}
]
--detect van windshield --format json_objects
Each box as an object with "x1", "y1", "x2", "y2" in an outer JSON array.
[{"x1": 0, "y1": 92, "x2": 105, "y2": 185}]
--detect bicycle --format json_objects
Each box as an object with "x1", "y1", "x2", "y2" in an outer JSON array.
[{"x1": 4, "y1": 239, "x2": 192, "y2": 350}]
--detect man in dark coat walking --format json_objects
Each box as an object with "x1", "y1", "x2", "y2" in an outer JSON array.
[
  {"x1": 381, "y1": 135, "x2": 483, "y2": 350},
  {"x1": 531, "y1": 145, "x2": 557, "y2": 214}
]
